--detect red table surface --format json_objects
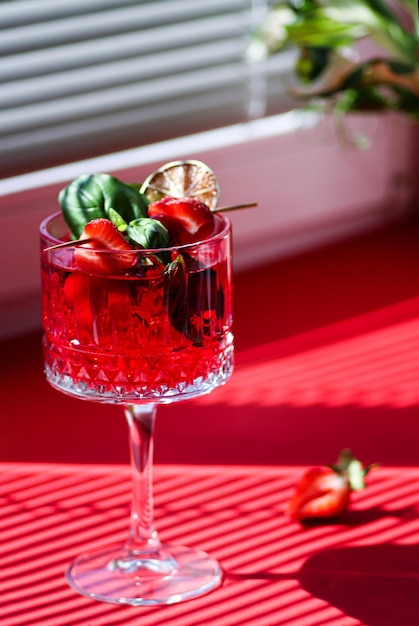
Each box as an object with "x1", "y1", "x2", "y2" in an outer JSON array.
[{"x1": 1, "y1": 461, "x2": 419, "y2": 626}]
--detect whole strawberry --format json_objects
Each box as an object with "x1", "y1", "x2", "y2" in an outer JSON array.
[{"x1": 287, "y1": 449, "x2": 375, "y2": 523}]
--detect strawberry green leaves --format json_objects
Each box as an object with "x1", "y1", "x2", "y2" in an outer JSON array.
[
  {"x1": 59, "y1": 173, "x2": 149, "y2": 238},
  {"x1": 329, "y1": 448, "x2": 375, "y2": 491}
]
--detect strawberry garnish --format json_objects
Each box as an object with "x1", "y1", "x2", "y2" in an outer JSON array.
[
  {"x1": 74, "y1": 218, "x2": 135, "y2": 275},
  {"x1": 148, "y1": 196, "x2": 215, "y2": 244},
  {"x1": 164, "y1": 256, "x2": 225, "y2": 345},
  {"x1": 63, "y1": 272, "x2": 94, "y2": 332},
  {"x1": 287, "y1": 449, "x2": 376, "y2": 523}
]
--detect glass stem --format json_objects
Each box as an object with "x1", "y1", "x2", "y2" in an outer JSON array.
[{"x1": 124, "y1": 403, "x2": 161, "y2": 555}]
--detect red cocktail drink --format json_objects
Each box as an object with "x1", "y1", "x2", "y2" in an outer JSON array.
[
  {"x1": 41, "y1": 212, "x2": 233, "y2": 404},
  {"x1": 40, "y1": 161, "x2": 241, "y2": 606}
]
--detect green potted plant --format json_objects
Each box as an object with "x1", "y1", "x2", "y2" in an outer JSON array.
[{"x1": 249, "y1": 0, "x2": 418, "y2": 122}]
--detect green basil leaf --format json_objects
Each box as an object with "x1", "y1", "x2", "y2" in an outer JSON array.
[
  {"x1": 108, "y1": 207, "x2": 128, "y2": 232},
  {"x1": 58, "y1": 174, "x2": 106, "y2": 237},
  {"x1": 58, "y1": 173, "x2": 149, "y2": 238},
  {"x1": 99, "y1": 174, "x2": 149, "y2": 223},
  {"x1": 127, "y1": 218, "x2": 170, "y2": 249}
]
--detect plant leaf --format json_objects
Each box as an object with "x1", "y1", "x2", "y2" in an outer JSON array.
[
  {"x1": 287, "y1": 14, "x2": 368, "y2": 48},
  {"x1": 126, "y1": 218, "x2": 170, "y2": 249},
  {"x1": 108, "y1": 207, "x2": 128, "y2": 232},
  {"x1": 58, "y1": 173, "x2": 149, "y2": 238}
]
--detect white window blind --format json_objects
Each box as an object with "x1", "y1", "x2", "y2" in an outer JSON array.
[{"x1": 0, "y1": 0, "x2": 294, "y2": 177}]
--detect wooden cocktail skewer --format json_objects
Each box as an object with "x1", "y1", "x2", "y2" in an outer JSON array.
[
  {"x1": 43, "y1": 202, "x2": 258, "y2": 251},
  {"x1": 214, "y1": 201, "x2": 257, "y2": 213},
  {"x1": 44, "y1": 238, "x2": 94, "y2": 252}
]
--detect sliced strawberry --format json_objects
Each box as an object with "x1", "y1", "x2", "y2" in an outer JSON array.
[
  {"x1": 148, "y1": 196, "x2": 215, "y2": 244},
  {"x1": 63, "y1": 272, "x2": 94, "y2": 334},
  {"x1": 74, "y1": 218, "x2": 135, "y2": 275},
  {"x1": 287, "y1": 466, "x2": 350, "y2": 521},
  {"x1": 286, "y1": 449, "x2": 375, "y2": 523},
  {"x1": 149, "y1": 213, "x2": 183, "y2": 244}
]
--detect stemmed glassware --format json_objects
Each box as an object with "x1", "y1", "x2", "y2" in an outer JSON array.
[{"x1": 40, "y1": 210, "x2": 233, "y2": 606}]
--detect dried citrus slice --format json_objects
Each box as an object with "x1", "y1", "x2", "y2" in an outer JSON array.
[{"x1": 140, "y1": 160, "x2": 220, "y2": 210}]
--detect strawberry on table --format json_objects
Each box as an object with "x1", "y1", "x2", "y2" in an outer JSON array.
[
  {"x1": 287, "y1": 449, "x2": 376, "y2": 523},
  {"x1": 74, "y1": 218, "x2": 135, "y2": 275},
  {"x1": 148, "y1": 196, "x2": 216, "y2": 244}
]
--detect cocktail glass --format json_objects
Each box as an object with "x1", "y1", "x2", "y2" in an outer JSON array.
[{"x1": 40, "y1": 211, "x2": 233, "y2": 605}]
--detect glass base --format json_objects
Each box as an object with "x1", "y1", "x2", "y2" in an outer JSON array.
[
  {"x1": 66, "y1": 543, "x2": 223, "y2": 606},
  {"x1": 44, "y1": 332, "x2": 234, "y2": 405}
]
